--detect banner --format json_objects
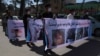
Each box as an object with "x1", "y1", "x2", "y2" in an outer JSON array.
[
  {"x1": 45, "y1": 19, "x2": 91, "y2": 48},
  {"x1": 28, "y1": 19, "x2": 43, "y2": 42},
  {"x1": 7, "y1": 20, "x2": 25, "y2": 41},
  {"x1": 6, "y1": 19, "x2": 92, "y2": 50}
]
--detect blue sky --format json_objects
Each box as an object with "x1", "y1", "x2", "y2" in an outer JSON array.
[{"x1": 76, "y1": 0, "x2": 99, "y2": 3}]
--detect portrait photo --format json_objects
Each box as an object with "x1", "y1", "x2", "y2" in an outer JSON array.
[
  {"x1": 52, "y1": 29, "x2": 65, "y2": 46},
  {"x1": 12, "y1": 29, "x2": 22, "y2": 38},
  {"x1": 75, "y1": 28, "x2": 84, "y2": 40},
  {"x1": 66, "y1": 28, "x2": 76, "y2": 43},
  {"x1": 83, "y1": 27, "x2": 88, "y2": 37}
]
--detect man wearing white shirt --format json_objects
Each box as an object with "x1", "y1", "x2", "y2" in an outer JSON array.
[{"x1": 67, "y1": 10, "x2": 75, "y2": 19}]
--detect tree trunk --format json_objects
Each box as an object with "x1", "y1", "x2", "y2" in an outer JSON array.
[
  {"x1": 0, "y1": 0, "x2": 1, "y2": 9},
  {"x1": 19, "y1": 0, "x2": 25, "y2": 19},
  {"x1": 81, "y1": 0, "x2": 85, "y2": 10},
  {"x1": 42, "y1": 0, "x2": 49, "y2": 5}
]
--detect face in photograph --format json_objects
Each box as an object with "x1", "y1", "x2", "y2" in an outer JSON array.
[
  {"x1": 67, "y1": 28, "x2": 76, "y2": 41},
  {"x1": 76, "y1": 28, "x2": 84, "y2": 40},
  {"x1": 83, "y1": 27, "x2": 88, "y2": 37},
  {"x1": 52, "y1": 29, "x2": 65, "y2": 46},
  {"x1": 12, "y1": 29, "x2": 22, "y2": 37}
]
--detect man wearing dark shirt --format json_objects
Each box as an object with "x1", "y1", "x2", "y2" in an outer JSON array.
[
  {"x1": 23, "y1": 9, "x2": 31, "y2": 37},
  {"x1": 23, "y1": 9, "x2": 34, "y2": 48},
  {"x1": 41, "y1": 4, "x2": 54, "y2": 55}
]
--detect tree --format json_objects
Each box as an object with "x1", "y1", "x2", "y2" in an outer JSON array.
[
  {"x1": 86, "y1": 1, "x2": 98, "y2": 3},
  {"x1": 19, "y1": 0, "x2": 35, "y2": 17},
  {"x1": 8, "y1": 4, "x2": 14, "y2": 11},
  {"x1": 19, "y1": 0, "x2": 25, "y2": 18},
  {"x1": 0, "y1": 0, "x2": 6, "y2": 15},
  {"x1": 80, "y1": 0, "x2": 85, "y2": 10},
  {"x1": 42, "y1": 0, "x2": 49, "y2": 5},
  {"x1": 0, "y1": 0, "x2": 1, "y2": 6},
  {"x1": 0, "y1": 0, "x2": 2, "y2": 10}
]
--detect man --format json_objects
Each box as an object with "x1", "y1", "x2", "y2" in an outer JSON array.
[
  {"x1": 23, "y1": 9, "x2": 34, "y2": 48},
  {"x1": 2, "y1": 11, "x2": 7, "y2": 32},
  {"x1": 67, "y1": 9, "x2": 75, "y2": 19},
  {"x1": 42, "y1": 4, "x2": 54, "y2": 55},
  {"x1": 42, "y1": 4, "x2": 53, "y2": 18}
]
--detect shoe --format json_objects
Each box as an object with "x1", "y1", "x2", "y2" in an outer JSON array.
[
  {"x1": 26, "y1": 42, "x2": 34, "y2": 48},
  {"x1": 30, "y1": 43, "x2": 35, "y2": 46},
  {"x1": 9, "y1": 39, "x2": 16, "y2": 42},
  {"x1": 44, "y1": 50, "x2": 50, "y2": 56},
  {"x1": 47, "y1": 49, "x2": 54, "y2": 54}
]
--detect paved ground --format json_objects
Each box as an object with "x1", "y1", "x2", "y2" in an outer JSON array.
[{"x1": 0, "y1": 25, "x2": 100, "y2": 56}]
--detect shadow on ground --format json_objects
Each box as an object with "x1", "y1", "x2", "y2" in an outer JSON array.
[
  {"x1": 8, "y1": 38, "x2": 100, "y2": 56},
  {"x1": 62, "y1": 39, "x2": 100, "y2": 56},
  {"x1": 9, "y1": 40, "x2": 26, "y2": 47},
  {"x1": 30, "y1": 44, "x2": 59, "y2": 56}
]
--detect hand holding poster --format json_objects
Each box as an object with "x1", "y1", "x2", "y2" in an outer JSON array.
[{"x1": 7, "y1": 20, "x2": 25, "y2": 41}]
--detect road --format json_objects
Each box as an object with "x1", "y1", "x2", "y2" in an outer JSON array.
[{"x1": 0, "y1": 25, "x2": 100, "y2": 56}]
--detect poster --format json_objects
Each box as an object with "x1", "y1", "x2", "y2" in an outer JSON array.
[
  {"x1": 28, "y1": 19, "x2": 43, "y2": 42},
  {"x1": 45, "y1": 19, "x2": 91, "y2": 49},
  {"x1": 7, "y1": 20, "x2": 25, "y2": 41},
  {"x1": 75, "y1": 20, "x2": 90, "y2": 40},
  {"x1": 52, "y1": 29, "x2": 65, "y2": 46}
]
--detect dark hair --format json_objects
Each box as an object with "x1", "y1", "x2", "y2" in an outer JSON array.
[
  {"x1": 25, "y1": 8, "x2": 31, "y2": 13},
  {"x1": 69, "y1": 9, "x2": 75, "y2": 13},
  {"x1": 45, "y1": 4, "x2": 51, "y2": 8}
]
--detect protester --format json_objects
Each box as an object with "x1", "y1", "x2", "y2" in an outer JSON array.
[
  {"x1": 42, "y1": 4, "x2": 53, "y2": 18},
  {"x1": 82, "y1": 11, "x2": 90, "y2": 19},
  {"x1": 3, "y1": 10, "x2": 19, "y2": 42},
  {"x1": 42, "y1": 4, "x2": 54, "y2": 55},
  {"x1": 5, "y1": 10, "x2": 13, "y2": 36},
  {"x1": 2, "y1": 10, "x2": 7, "y2": 32},
  {"x1": 23, "y1": 8, "x2": 34, "y2": 48},
  {"x1": 67, "y1": 9, "x2": 75, "y2": 19},
  {"x1": 74, "y1": 10, "x2": 81, "y2": 19},
  {"x1": 53, "y1": 7, "x2": 59, "y2": 19}
]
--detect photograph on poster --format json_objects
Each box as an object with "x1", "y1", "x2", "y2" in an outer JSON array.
[
  {"x1": 83, "y1": 27, "x2": 88, "y2": 37},
  {"x1": 12, "y1": 29, "x2": 22, "y2": 38},
  {"x1": 76, "y1": 28, "x2": 84, "y2": 40},
  {"x1": 66, "y1": 28, "x2": 76, "y2": 43},
  {"x1": 52, "y1": 29, "x2": 65, "y2": 46}
]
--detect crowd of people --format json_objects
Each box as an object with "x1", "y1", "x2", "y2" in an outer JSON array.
[{"x1": 1, "y1": 4, "x2": 92, "y2": 55}]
